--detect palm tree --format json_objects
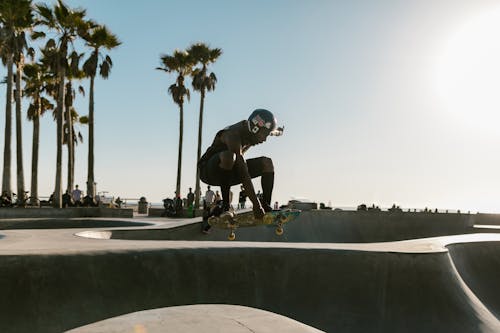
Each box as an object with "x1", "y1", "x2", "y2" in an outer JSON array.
[
  {"x1": 157, "y1": 50, "x2": 194, "y2": 197},
  {"x1": 64, "y1": 104, "x2": 86, "y2": 193},
  {"x1": 23, "y1": 62, "x2": 54, "y2": 205},
  {"x1": 0, "y1": 0, "x2": 33, "y2": 201},
  {"x1": 35, "y1": 0, "x2": 89, "y2": 208},
  {"x1": 188, "y1": 43, "x2": 222, "y2": 208},
  {"x1": 64, "y1": 50, "x2": 85, "y2": 193},
  {"x1": 82, "y1": 24, "x2": 120, "y2": 198}
]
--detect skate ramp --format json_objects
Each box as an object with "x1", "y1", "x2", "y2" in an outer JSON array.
[
  {"x1": 448, "y1": 241, "x2": 500, "y2": 320},
  {"x1": 2, "y1": 233, "x2": 500, "y2": 332},
  {"x1": 2, "y1": 211, "x2": 500, "y2": 332},
  {"x1": 99, "y1": 210, "x2": 476, "y2": 243}
]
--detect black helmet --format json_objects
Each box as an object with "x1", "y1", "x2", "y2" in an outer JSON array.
[{"x1": 247, "y1": 109, "x2": 281, "y2": 136}]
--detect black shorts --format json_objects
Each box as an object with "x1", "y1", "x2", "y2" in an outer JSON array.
[{"x1": 199, "y1": 153, "x2": 267, "y2": 186}]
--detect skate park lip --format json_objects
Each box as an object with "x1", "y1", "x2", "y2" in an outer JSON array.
[
  {"x1": 64, "y1": 209, "x2": 500, "y2": 255},
  {"x1": 74, "y1": 209, "x2": 484, "y2": 245}
]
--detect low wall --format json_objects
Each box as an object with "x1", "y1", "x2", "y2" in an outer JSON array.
[
  {"x1": 147, "y1": 207, "x2": 204, "y2": 218},
  {"x1": 472, "y1": 213, "x2": 500, "y2": 225},
  {"x1": 112, "y1": 210, "x2": 478, "y2": 243},
  {"x1": 0, "y1": 207, "x2": 133, "y2": 219}
]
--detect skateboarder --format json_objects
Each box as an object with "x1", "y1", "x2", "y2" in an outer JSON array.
[{"x1": 198, "y1": 108, "x2": 283, "y2": 225}]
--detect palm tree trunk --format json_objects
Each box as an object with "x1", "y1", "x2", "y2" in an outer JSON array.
[
  {"x1": 176, "y1": 103, "x2": 184, "y2": 197},
  {"x1": 65, "y1": 81, "x2": 74, "y2": 193},
  {"x1": 2, "y1": 55, "x2": 13, "y2": 197},
  {"x1": 30, "y1": 102, "x2": 40, "y2": 205},
  {"x1": 54, "y1": 69, "x2": 65, "y2": 208},
  {"x1": 87, "y1": 75, "x2": 95, "y2": 198},
  {"x1": 194, "y1": 89, "x2": 205, "y2": 209},
  {"x1": 15, "y1": 62, "x2": 25, "y2": 205}
]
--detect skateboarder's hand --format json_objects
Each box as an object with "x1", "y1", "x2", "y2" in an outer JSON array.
[{"x1": 253, "y1": 205, "x2": 265, "y2": 220}]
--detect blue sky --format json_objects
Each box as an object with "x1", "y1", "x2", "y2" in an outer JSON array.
[{"x1": 2, "y1": 0, "x2": 500, "y2": 212}]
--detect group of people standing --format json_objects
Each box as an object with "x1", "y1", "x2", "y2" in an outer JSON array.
[{"x1": 203, "y1": 185, "x2": 250, "y2": 209}]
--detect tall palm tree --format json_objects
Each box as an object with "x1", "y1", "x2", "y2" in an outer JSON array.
[
  {"x1": 23, "y1": 62, "x2": 54, "y2": 205},
  {"x1": 82, "y1": 24, "x2": 120, "y2": 198},
  {"x1": 35, "y1": 0, "x2": 89, "y2": 207},
  {"x1": 157, "y1": 50, "x2": 194, "y2": 198},
  {"x1": 0, "y1": 0, "x2": 33, "y2": 200},
  {"x1": 187, "y1": 43, "x2": 222, "y2": 208},
  {"x1": 64, "y1": 50, "x2": 85, "y2": 193},
  {"x1": 64, "y1": 104, "x2": 86, "y2": 193}
]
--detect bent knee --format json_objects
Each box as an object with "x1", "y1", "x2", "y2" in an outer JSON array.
[
  {"x1": 218, "y1": 151, "x2": 236, "y2": 169},
  {"x1": 261, "y1": 156, "x2": 274, "y2": 173}
]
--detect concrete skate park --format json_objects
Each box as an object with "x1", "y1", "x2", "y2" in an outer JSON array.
[{"x1": 2, "y1": 207, "x2": 500, "y2": 332}]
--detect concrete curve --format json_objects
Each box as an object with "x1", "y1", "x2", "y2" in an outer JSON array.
[
  {"x1": 94, "y1": 210, "x2": 476, "y2": 243},
  {"x1": 66, "y1": 304, "x2": 326, "y2": 333},
  {"x1": 1, "y1": 212, "x2": 500, "y2": 332}
]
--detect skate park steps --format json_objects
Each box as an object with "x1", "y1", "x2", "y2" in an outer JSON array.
[{"x1": 2, "y1": 210, "x2": 500, "y2": 332}]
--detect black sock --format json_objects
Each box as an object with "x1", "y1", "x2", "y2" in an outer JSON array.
[{"x1": 261, "y1": 172, "x2": 274, "y2": 206}]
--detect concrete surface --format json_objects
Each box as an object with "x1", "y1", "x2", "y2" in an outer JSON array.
[
  {"x1": 0, "y1": 211, "x2": 500, "y2": 332},
  {"x1": 66, "y1": 304, "x2": 325, "y2": 333}
]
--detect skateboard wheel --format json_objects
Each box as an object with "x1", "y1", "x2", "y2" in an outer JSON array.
[
  {"x1": 228, "y1": 232, "x2": 236, "y2": 241},
  {"x1": 275, "y1": 227, "x2": 284, "y2": 236}
]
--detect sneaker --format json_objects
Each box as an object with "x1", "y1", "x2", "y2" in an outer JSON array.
[
  {"x1": 219, "y1": 208, "x2": 235, "y2": 224},
  {"x1": 202, "y1": 225, "x2": 212, "y2": 234},
  {"x1": 261, "y1": 202, "x2": 273, "y2": 213}
]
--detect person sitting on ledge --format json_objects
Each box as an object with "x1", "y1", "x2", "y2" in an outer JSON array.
[
  {"x1": 0, "y1": 191, "x2": 12, "y2": 207},
  {"x1": 62, "y1": 190, "x2": 73, "y2": 208},
  {"x1": 83, "y1": 195, "x2": 97, "y2": 207}
]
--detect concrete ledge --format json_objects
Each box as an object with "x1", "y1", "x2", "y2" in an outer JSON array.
[
  {"x1": 147, "y1": 207, "x2": 203, "y2": 218},
  {"x1": 0, "y1": 207, "x2": 133, "y2": 219}
]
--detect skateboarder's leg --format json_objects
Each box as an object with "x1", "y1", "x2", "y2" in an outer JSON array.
[
  {"x1": 247, "y1": 157, "x2": 274, "y2": 208},
  {"x1": 218, "y1": 151, "x2": 237, "y2": 211}
]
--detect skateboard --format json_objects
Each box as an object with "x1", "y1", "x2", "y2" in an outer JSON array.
[{"x1": 208, "y1": 208, "x2": 301, "y2": 240}]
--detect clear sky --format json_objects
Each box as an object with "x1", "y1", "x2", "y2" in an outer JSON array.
[{"x1": 2, "y1": 0, "x2": 500, "y2": 212}]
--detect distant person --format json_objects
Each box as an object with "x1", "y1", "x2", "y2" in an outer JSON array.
[
  {"x1": 215, "y1": 190, "x2": 222, "y2": 202},
  {"x1": 115, "y1": 197, "x2": 123, "y2": 208},
  {"x1": 274, "y1": 201, "x2": 279, "y2": 210},
  {"x1": 205, "y1": 186, "x2": 215, "y2": 207},
  {"x1": 174, "y1": 191, "x2": 183, "y2": 215},
  {"x1": 83, "y1": 194, "x2": 96, "y2": 207},
  {"x1": 256, "y1": 190, "x2": 263, "y2": 202},
  {"x1": 238, "y1": 185, "x2": 247, "y2": 209},
  {"x1": 62, "y1": 190, "x2": 73, "y2": 208},
  {"x1": 72, "y1": 185, "x2": 83, "y2": 206},
  {"x1": 187, "y1": 187, "x2": 195, "y2": 208},
  {"x1": 0, "y1": 191, "x2": 12, "y2": 207}
]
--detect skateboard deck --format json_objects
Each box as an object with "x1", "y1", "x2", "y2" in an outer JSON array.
[{"x1": 208, "y1": 208, "x2": 301, "y2": 240}]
